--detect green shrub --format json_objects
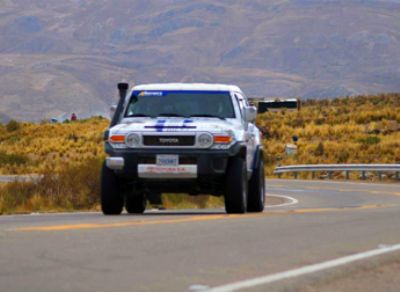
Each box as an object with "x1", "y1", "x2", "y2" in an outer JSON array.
[
  {"x1": 314, "y1": 142, "x2": 325, "y2": 156},
  {"x1": 6, "y1": 120, "x2": 20, "y2": 132},
  {"x1": 0, "y1": 152, "x2": 29, "y2": 165},
  {"x1": 357, "y1": 136, "x2": 381, "y2": 145}
]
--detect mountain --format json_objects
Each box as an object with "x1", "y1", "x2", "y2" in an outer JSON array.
[{"x1": 1, "y1": 0, "x2": 400, "y2": 121}]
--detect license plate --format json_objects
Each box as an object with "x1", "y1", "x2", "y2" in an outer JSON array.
[{"x1": 156, "y1": 155, "x2": 179, "y2": 166}]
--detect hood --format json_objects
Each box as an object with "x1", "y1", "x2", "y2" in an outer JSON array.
[{"x1": 111, "y1": 117, "x2": 241, "y2": 134}]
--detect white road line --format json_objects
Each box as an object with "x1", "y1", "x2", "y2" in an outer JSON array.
[
  {"x1": 267, "y1": 187, "x2": 308, "y2": 192},
  {"x1": 207, "y1": 243, "x2": 400, "y2": 292},
  {"x1": 266, "y1": 194, "x2": 299, "y2": 208}
]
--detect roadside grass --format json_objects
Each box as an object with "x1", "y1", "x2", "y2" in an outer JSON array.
[
  {"x1": 162, "y1": 194, "x2": 224, "y2": 210},
  {"x1": 0, "y1": 157, "x2": 102, "y2": 214},
  {"x1": 0, "y1": 155, "x2": 223, "y2": 214}
]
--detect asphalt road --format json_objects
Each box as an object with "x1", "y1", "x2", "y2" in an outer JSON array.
[{"x1": 1, "y1": 179, "x2": 400, "y2": 292}]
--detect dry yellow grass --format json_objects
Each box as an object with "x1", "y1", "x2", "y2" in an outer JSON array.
[
  {"x1": 0, "y1": 117, "x2": 107, "y2": 174},
  {"x1": 258, "y1": 93, "x2": 400, "y2": 179}
]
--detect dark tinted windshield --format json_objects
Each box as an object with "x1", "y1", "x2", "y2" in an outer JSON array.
[{"x1": 125, "y1": 91, "x2": 235, "y2": 119}]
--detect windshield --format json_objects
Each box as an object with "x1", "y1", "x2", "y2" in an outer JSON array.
[{"x1": 125, "y1": 91, "x2": 235, "y2": 119}]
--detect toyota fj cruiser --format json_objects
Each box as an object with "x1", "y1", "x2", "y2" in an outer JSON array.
[{"x1": 102, "y1": 83, "x2": 265, "y2": 214}]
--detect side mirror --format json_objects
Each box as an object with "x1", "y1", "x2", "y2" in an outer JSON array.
[
  {"x1": 244, "y1": 106, "x2": 257, "y2": 122},
  {"x1": 110, "y1": 104, "x2": 117, "y2": 119}
]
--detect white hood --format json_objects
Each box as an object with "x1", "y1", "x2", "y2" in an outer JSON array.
[{"x1": 111, "y1": 117, "x2": 242, "y2": 135}]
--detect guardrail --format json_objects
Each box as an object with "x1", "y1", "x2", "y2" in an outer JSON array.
[
  {"x1": 0, "y1": 174, "x2": 43, "y2": 183},
  {"x1": 274, "y1": 164, "x2": 400, "y2": 181}
]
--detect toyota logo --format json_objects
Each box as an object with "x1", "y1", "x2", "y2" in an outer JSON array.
[{"x1": 159, "y1": 138, "x2": 179, "y2": 144}]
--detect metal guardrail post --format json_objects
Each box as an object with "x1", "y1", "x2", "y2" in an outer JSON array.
[
  {"x1": 396, "y1": 172, "x2": 400, "y2": 181},
  {"x1": 312, "y1": 171, "x2": 316, "y2": 179},
  {"x1": 361, "y1": 171, "x2": 366, "y2": 180},
  {"x1": 345, "y1": 171, "x2": 350, "y2": 180},
  {"x1": 328, "y1": 171, "x2": 333, "y2": 179}
]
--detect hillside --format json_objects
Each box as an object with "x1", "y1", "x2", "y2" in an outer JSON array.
[{"x1": 1, "y1": 1, "x2": 400, "y2": 121}]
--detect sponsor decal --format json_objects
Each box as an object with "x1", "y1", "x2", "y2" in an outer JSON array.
[
  {"x1": 146, "y1": 166, "x2": 187, "y2": 173},
  {"x1": 139, "y1": 91, "x2": 164, "y2": 96}
]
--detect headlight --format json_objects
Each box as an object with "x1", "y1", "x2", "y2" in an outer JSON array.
[
  {"x1": 197, "y1": 133, "x2": 213, "y2": 148},
  {"x1": 125, "y1": 133, "x2": 141, "y2": 148}
]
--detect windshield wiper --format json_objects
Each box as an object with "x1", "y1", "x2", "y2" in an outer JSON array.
[
  {"x1": 189, "y1": 114, "x2": 226, "y2": 120},
  {"x1": 157, "y1": 113, "x2": 188, "y2": 118},
  {"x1": 126, "y1": 114, "x2": 154, "y2": 118}
]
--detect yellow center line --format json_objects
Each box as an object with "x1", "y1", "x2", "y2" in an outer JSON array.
[
  {"x1": 12, "y1": 214, "x2": 256, "y2": 232},
  {"x1": 11, "y1": 204, "x2": 398, "y2": 233},
  {"x1": 367, "y1": 190, "x2": 400, "y2": 196},
  {"x1": 268, "y1": 184, "x2": 287, "y2": 188}
]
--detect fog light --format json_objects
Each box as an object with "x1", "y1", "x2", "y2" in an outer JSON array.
[
  {"x1": 125, "y1": 133, "x2": 141, "y2": 148},
  {"x1": 198, "y1": 133, "x2": 213, "y2": 148}
]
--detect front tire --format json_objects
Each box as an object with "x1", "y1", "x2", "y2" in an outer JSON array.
[
  {"x1": 101, "y1": 163, "x2": 124, "y2": 215},
  {"x1": 224, "y1": 157, "x2": 247, "y2": 214},
  {"x1": 247, "y1": 154, "x2": 265, "y2": 212},
  {"x1": 125, "y1": 192, "x2": 147, "y2": 214}
]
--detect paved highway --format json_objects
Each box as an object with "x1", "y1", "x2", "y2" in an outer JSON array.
[{"x1": 1, "y1": 179, "x2": 400, "y2": 291}]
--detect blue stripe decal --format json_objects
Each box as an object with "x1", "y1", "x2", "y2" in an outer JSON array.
[
  {"x1": 145, "y1": 119, "x2": 197, "y2": 131},
  {"x1": 144, "y1": 125, "x2": 196, "y2": 129},
  {"x1": 155, "y1": 119, "x2": 166, "y2": 132},
  {"x1": 183, "y1": 119, "x2": 194, "y2": 129}
]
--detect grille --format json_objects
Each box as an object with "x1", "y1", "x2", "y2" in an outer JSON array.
[
  {"x1": 179, "y1": 157, "x2": 197, "y2": 164},
  {"x1": 143, "y1": 135, "x2": 195, "y2": 146},
  {"x1": 138, "y1": 156, "x2": 156, "y2": 164}
]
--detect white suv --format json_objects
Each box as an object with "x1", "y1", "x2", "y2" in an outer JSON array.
[{"x1": 102, "y1": 83, "x2": 265, "y2": 214}]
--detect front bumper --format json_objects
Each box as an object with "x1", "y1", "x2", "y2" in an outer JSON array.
[{"x1": 105, "y1": 142, "x2": 244, "y2": 179}]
